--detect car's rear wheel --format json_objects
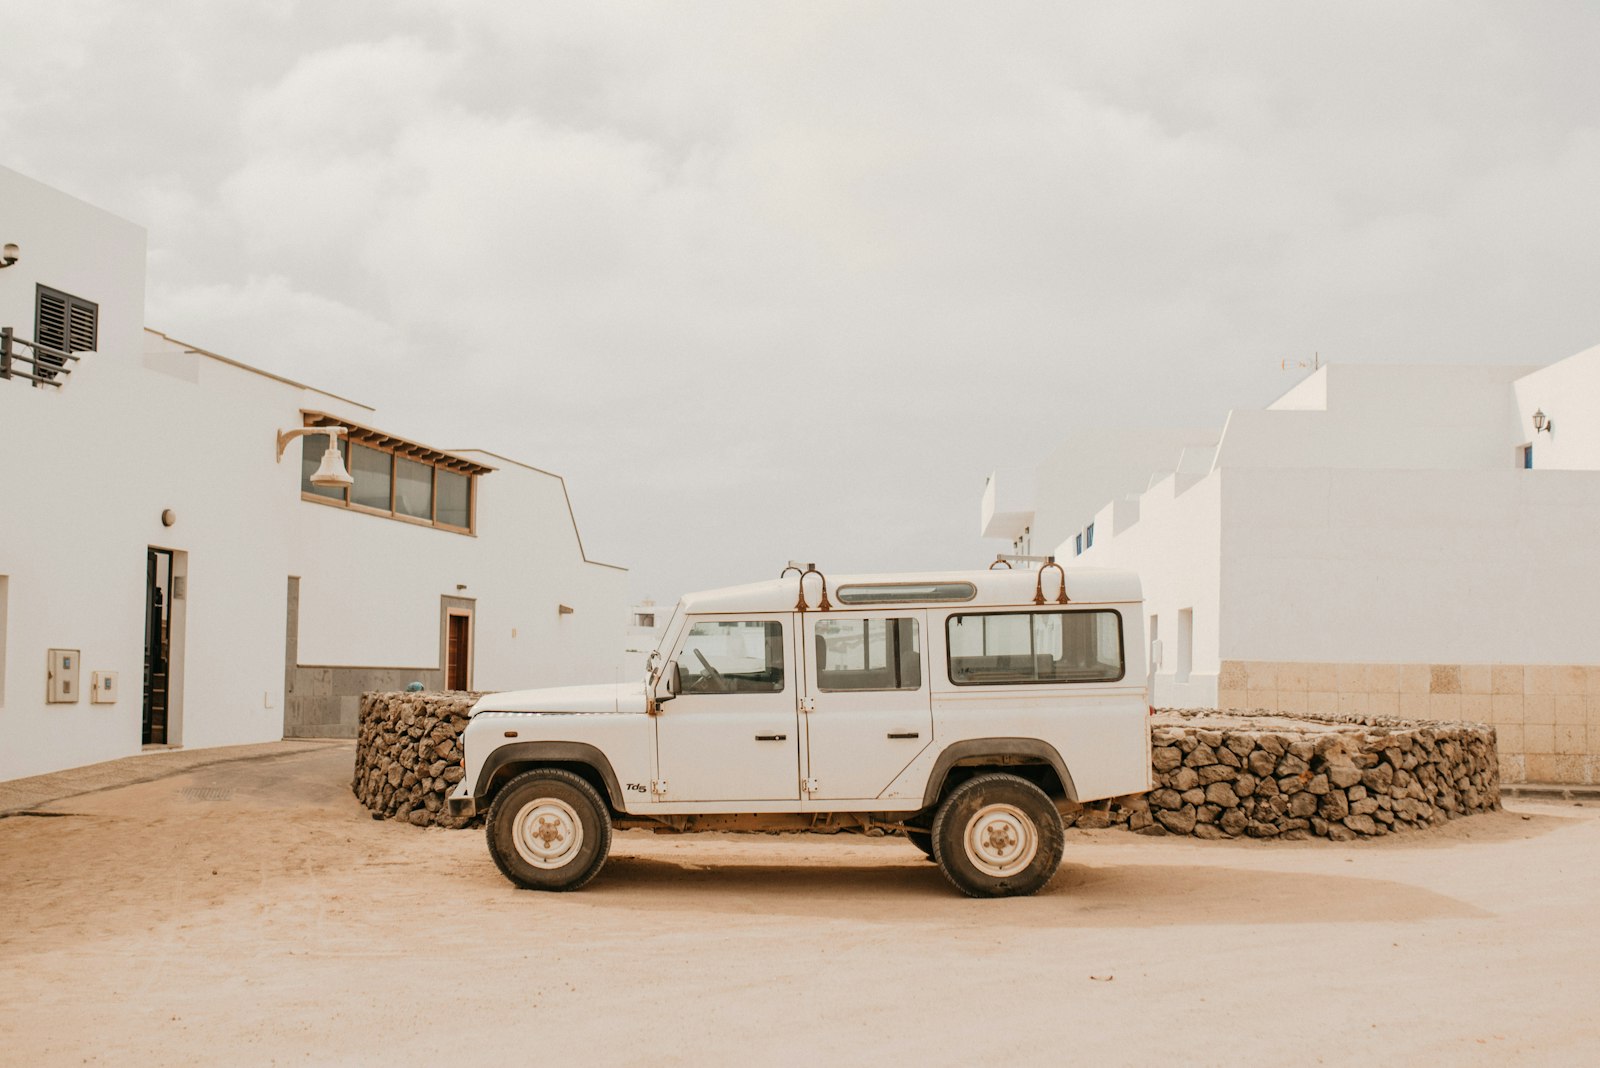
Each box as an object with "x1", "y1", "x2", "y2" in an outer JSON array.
[
  {"x1": 931, "y1": 773, "x2": 1064, "y2": 898},
  {"x1": 486, "y1": 768, "x2": 612, "y2": 891}
]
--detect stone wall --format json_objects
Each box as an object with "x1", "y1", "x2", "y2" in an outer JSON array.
[
  {"x1": 353, "y1": 694, "x2": 1499, "y2": 840},
  {"x1": 352, "y1": 691, "x2": 481, "y2": 828},
  {"x1": 1099, "y1": 710, "x2": 1500, "y2": 840}
]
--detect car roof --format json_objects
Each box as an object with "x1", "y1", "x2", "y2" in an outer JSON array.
[{"x1": 678, "y1": 567, "x2": 1141, "y2": 615}]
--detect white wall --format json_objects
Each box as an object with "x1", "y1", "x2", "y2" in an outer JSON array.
[
  {"x1": 1512, "y1": 344, "x2": 1600, "y2": 471},
  {"x1": 1072, "y1": 471, "x2": 1224, "y2": 709},
  {"x1": 1216, "y1": 363, "x2": 1538, "y2": 473},
  {"x1": 1221, "y1": 466, "x2": 1600, "y2": 666},
  {"x1": 289, "y1": 446, "x2": 625, "y2": 688},
  {"x1": 1, "y1": 168, "x2": 152, "y2": 776},
  {"x1": 1027, "y1": 427, "x2": 1220, "y2": 555}
]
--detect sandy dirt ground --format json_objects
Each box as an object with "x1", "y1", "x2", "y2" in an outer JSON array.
[{"x1": 1, "y1": 743, "x2": 1597, "y2": 1067}]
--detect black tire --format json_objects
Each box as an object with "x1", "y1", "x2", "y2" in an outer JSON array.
[
  {"x1": 930, "y1": 773, "x2": 1064, "y2": 898},
  {"x1": 904, "y1": 828, "x2": 937, "y2": 861},
  {"x1": 485, "y1": 768, "x2": 612, "y2": 892}
]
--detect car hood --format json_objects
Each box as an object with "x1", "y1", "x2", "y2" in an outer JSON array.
[{"x1": 469, "y1": 681, "x2": 647, "y2": 716}]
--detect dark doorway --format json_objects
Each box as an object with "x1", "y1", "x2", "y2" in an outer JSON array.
[
  {"x1": 446, "y1": 612, "x2": 471, "y2": 690},
  {"x1": 143, "y1": 548, "x2": 173, "y2": 744}
]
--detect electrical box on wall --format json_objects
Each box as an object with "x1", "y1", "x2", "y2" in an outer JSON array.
[
  {"x1": 47, "y1": 649, "x2": 81, "y2": 703},
  {"x1": 91, "y1": 671, "x2": 119, "y2": 704}
]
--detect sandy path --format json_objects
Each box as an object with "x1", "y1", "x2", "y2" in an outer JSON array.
[{"x1": 1, "y1": 744, "x2": 1596, "y2": 1066}]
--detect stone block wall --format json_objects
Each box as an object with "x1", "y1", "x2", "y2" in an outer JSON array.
[
  {"x1": 1218, "y1": 660, "x2": 1600, "y2": 785},
  {"x1": 352, "y1": 691, "x2": 481, "y2": 828},
  {"x1": 354, "y1": 694, "x2": 1499, "y2": 843},
  {"x1": 1098, "y1": 710, "x2": 1499, "y2": 840}
]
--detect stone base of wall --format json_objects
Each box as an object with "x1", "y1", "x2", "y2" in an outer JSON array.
[
  {"x1": 352, "y1": 691, "x2": 481, "y2": 827},
  {"x1": 1097, "y1": 709, "x2": 1499, "y2": 840},
  {"x1": 286, "y1": 667, "x2": 443, "y2": 739},
  {"x1": 1219, "y1": 660, "x2": 1600, "y2": 785}
]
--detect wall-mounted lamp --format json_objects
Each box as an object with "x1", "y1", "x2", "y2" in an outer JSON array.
[
  {"x1": 275, "y1": 425, "x2": 353, "y2": 488},
  {"x1": 1532, "y1": 409, "x2": 1553, "y2": 435},
  {"x1": 0, "y1": 243, "x2": 18, "y2": 269}
]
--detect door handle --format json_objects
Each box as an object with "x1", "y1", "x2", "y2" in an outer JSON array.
[
  {"x1": 755, "y1": 733, "x2": 788, "y2": 741},
  {"x1": 887, "y1": 731, "x2": 920, "y2": 739}
]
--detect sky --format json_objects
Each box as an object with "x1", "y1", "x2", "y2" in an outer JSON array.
[{"x1": 4, "y1": 2, "x2": 1599, "y2": 603}]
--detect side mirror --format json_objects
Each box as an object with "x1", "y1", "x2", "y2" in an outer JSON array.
[
  {"x1": 1150, "y1": 639, "x2": 1164, "y2": 671},
  {"x1": 653, "y1": 661, "x2": 681, "y2": 706}
]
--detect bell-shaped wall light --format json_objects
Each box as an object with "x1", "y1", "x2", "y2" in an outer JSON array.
[{"x1": 275, "y1": 425, "x2": 353, "y2": 488}]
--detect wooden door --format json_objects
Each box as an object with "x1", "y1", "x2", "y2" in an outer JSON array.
[{"x1": 446, "y1": 613, "x2": 471, "y2": 690}]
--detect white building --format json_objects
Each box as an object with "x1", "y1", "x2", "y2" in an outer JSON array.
[
  {"x1": 0, "y1": 166, "x2": 626, "y2": 782},
  {"x1": 621, "y1": 599, "x2": 669, "y2": 680},
  {"x1": 983, "y1": 355, "x2": 1600, "y2": 785}
]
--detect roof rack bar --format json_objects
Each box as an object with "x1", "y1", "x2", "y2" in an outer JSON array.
[{"x1": 991, "y1": 553, "x2": 1055, "y2": 569}]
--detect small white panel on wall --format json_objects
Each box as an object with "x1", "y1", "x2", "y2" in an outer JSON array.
[
  {"x1": 48, "y1": 649, "x2": 81, "y2": 704},
  {"x1": 91, "y1": 671, "x2": 119, "y2": 704}
]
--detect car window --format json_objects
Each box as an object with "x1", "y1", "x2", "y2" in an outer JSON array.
[
  {"x1": 814, "y1": 617, "x2": 921, "y2": 692},
  {"x1": 946, "y1": 611, "x2": 1123, "y2": 685},
  {"x1": 677, "y1": 620, "x2": 785, "y2": 694}
]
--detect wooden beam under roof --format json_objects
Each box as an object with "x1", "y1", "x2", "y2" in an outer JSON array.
[{"x1": 300, "y1": 410, "x2": 496, "y2": 476}]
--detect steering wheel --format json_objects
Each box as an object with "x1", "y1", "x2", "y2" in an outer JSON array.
[{"x1": 692, "y1": 648, "x2": 730, "y2": 693}]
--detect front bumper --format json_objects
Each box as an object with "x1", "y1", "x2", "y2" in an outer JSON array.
[{"x1": 446, "y1": 781, "x2": 477, "y2": 818}]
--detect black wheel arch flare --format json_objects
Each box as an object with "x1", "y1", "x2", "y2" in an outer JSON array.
[
  {"x1": 473, "y1": 741, "x2": 627, "y2": 811},
  {"x1": 919, "y1": 737, "x2": 1079, "y2": 809}
]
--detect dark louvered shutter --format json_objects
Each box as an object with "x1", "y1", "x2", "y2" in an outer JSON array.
[{"x1": 35, "y1": 286, "x2": 97, "y2": 379}]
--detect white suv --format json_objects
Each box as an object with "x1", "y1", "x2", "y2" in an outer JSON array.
[{"x1": 448, "y1": 566, "x2": 1151, "y2": 898}]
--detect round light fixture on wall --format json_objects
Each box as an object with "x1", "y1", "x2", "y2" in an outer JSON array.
[{"x1": 161, "y1": 509, "x2": 176, "y2": 527}]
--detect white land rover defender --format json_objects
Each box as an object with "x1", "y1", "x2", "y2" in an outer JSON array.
[{"x1": 447, "y1": 564, "x2": 1151, "y2": 898}]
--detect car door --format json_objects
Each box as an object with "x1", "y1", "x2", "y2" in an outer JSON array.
[
  {"x1": 653, "y1": 613, "x2": 801, "y2": 802},
  {"x1": 802, "y1": 610, "x2": 933, "y2": 800}
]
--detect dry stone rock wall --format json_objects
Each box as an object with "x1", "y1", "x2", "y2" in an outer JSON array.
[
  {"x1": 1096, "y1": 710, "x2": 1500, "y2": 840},
  {"x1": 353, "y1": 694, "x2": 1500, "y2": 840},
  {"x1": 353, "y1": 691, "x2": 481, "y2": 829}
]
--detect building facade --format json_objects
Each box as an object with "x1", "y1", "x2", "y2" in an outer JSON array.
[
  {"x1": 621, "y1": 599, "x2": 669, "y2": 681},
  {"x1": 984, "y1": 355, "x2": 1600, "y2": 785},
  {"x1": 0, "y1": 166, "x2": 626, "y2": 782}
]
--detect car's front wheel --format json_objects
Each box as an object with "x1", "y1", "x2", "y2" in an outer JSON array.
[
  {"x1": 904, "y1": 828, "x2": 936, "y2": 861},
  {"x1": 930, "y1": 773, "x2": 1064, "y2": 898},
  {"x1": 486, "y1": 768, "x2": 612, "y2": 891}
]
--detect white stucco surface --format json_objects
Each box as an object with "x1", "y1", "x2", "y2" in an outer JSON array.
[
  {"x1": 1512, "y1": 343, "x2": 1600, "y2": 471},
  {"x1": 1221, "y1": 467, "x2": 1600, "y2": 666}
]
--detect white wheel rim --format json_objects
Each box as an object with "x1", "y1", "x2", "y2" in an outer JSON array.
[
  {"x1": 963, "y1": 803, "x2": 1039, "y2": 878},
  {"x1": 512, "y1": 798, "x2": 584, "y2": 869}
]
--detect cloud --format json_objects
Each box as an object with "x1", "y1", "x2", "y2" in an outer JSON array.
[{"x1": 3, "y1": 1, "x2": 1599, "y2": 598}]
